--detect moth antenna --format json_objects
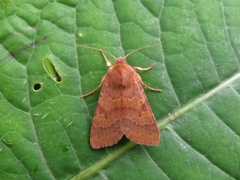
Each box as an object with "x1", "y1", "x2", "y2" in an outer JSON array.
[
  {"x1": 124, "y1": 43, "x2": 161, "y2": 59},
  {"x1": 77, "y1": 44, "x2": 117, "y2": 60}
]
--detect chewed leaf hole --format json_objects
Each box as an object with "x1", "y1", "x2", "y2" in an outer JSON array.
[
  {"x1": 33, "y1": 83, "x2": 42, "y2": 91},
  {"x1": 43, "y1": 57, "x2": 62, "y2": 82}
]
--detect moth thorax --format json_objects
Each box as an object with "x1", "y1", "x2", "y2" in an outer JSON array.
[{"x1": 116, "y1": 57, "x2": 126, "y2": 64}]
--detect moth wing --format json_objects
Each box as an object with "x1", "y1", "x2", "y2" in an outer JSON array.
[
  {"x1": 120, "y1": 72, "x2": 160, "y2": 145},
  {"x1": 90, "y1": 75, "x2": 123, "y2": 149}
]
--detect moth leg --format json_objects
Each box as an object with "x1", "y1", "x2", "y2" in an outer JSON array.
[
  {"x1": 100, "y1": 50, "x2": 112, "y2": 67},
  {"x1": 142, "y1": 82, "x2": 162, "y2": 92},
  {"x1": 136, "y1": 73, "x2": 162, "y2": 92},
  {"x1": 134, "y1": 63, "x2": 155, "y2": 71},
  {"x1": 81, "y1": 75, "x2": 106, "y2": 98},
  {"x1": 81, "y1": 83, "x2": 102, "y2": 98}
]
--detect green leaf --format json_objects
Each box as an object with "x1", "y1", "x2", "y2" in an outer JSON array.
[{"x1": 0, "y1": 0, "x2": 240, "y2": 179}]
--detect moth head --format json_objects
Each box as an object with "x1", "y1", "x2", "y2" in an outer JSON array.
[{"x1": 116, "y1": 57, "x2": 127, "y2": 64}]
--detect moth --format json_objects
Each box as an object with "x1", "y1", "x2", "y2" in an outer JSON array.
[{"x1": 80, "y1": 44, "x2": 162, "y2": 149}]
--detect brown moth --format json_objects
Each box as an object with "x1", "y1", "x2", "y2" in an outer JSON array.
[{"x1": 80, "y1": 44, "x2": 162, "y2": 149}]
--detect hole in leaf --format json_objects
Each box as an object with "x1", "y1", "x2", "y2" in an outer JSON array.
[
  {"x1": 33, "y1": 83, "x2": 42, "y2": 91},
  {"x1": 43, "y1": 57, "x2": 62, "y2": 82}
]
